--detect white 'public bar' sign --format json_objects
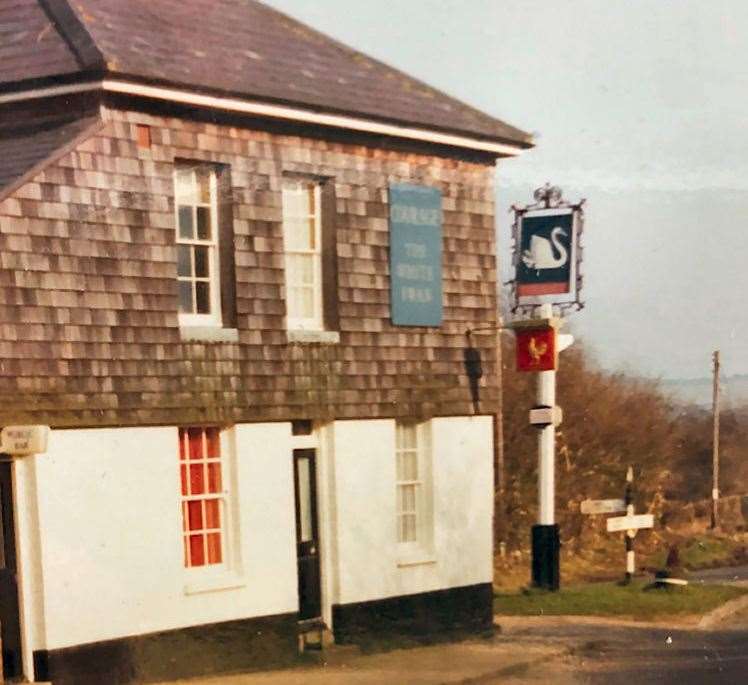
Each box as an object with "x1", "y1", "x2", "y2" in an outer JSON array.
[{"x1": 1, "y1": 425, "x2": 50, "y2": 456}]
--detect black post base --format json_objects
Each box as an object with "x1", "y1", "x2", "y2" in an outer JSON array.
[{"x1": 531, "y1": 524, "x2": 560, "y2": 591}]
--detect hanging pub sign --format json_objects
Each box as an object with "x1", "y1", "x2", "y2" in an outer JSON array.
[
  {"x1": 511, "y1": 184, "x2": 585, "y2": 314},
  {"x1": 517, "y1": 211, "x2": 574, "y2": 296},
  {"x1": 389, "y1": 183, "x2": 443, "y2": 326}
]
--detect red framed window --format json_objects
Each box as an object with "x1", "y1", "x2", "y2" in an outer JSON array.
[{"x1": 179, "y1": 427, "x2": 224, "y2": 568}]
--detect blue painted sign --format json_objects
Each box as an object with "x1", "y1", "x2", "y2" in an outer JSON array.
[{"x1": 389, "y1": 184, "x2": 443, "y2": 326}]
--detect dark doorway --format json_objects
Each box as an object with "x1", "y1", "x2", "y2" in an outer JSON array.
[
  {"x1": 292, "y1": 449, "x2": 321, "y2": 620},
  {"x1": 0, "y1": 461, "x2": 23, "y2": 679}
]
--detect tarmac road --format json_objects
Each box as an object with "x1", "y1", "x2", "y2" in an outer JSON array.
[
  {"x1": 494, "y1": 617, "x2": 748, "y2": 685},
  {"x1": 688, "y1": 563, "x2": 748, "y2": 586},
  {"x1": 154, "y1": 570, "x2": 748, "y2": 685},
  {"x1": 153, "y1": 617, "x2": 746, "y2": 685}
]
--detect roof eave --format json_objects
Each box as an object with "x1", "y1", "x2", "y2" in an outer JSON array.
[{"x1": 0, "y1": 78, "x2": 532, "y2": 157}]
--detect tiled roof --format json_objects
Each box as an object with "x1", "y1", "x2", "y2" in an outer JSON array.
[
  {"x1": 0, "y1": 116, "x2": 101, "y2": 201},
  {"x1": 0, "y1": 0, "x2": 532, "y2": 147},
  {"x1": 0, "y1": 0, "x2": 81, "y2": 84}
]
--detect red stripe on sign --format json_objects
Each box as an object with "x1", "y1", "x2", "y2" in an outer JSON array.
[{"x1": 517, "y1": 282, "x2": 570, "y2": 296}]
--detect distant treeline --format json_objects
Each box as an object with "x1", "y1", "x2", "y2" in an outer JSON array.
[{"x1": 500, "y1": 335, "x2": 748, "y2": 546}]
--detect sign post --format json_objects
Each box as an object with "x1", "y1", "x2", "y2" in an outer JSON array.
[
  {"x1": 624, "y1": 466, "x2": 635, "y2": 584},
  {"x1": 510, "y1": 184, "x2": 586, "y2": 592},
  {"x1": 509, "y1": 304, "x2": 573, "y2": 591},
  {"x1": 605, "y1": 467, "x2": 653, "y2": 583},
  {"x1": 711, "y1": 350, "x2": 720, "y2": 530},
  {"x1": 535, "y1": 303, "x2": 560, "y2": 590},
  {"x1": 581, "y1": 467, "x2": 653, "y2": 583}
]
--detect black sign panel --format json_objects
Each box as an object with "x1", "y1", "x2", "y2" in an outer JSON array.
[{"x1": 517, "y1": 212, "x2": 573, "y2": 296}]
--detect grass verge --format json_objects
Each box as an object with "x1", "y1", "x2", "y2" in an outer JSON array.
[
  {"x1": 647, "y1": 533, "x2": 748, "y2": 571},
  {"x1": 494, "y1": 580, "x2": 748, "y2": 621},
  {"x1": 494, "y1": 532, "x2": 747, "y2": 592}
]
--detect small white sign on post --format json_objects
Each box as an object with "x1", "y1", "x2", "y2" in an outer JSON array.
[
  {"x1": 606, "y1": 513, "x2": 654, "y2": 534},
  {"x1": 529, "y1": 406, "x2": 563, "y2": 427},
  {"x1": 0, "y1": 425, "x2": 50, "y2": 456},
  {"x1": 580, "y1": 498, "x2": 626, "y2": 515}
]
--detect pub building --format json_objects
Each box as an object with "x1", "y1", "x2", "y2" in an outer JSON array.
[{"x1": 0, "y1": 1, "x2": 532, "y2": 682}]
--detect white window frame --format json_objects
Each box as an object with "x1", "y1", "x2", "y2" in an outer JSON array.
[
  {"x1": 175, "y1": 164, "x2": 222, "y2": 328},
  {"x1": 395, "y1": 421, "x2": 434, "y2": 564},
  {"x1": 281, "y1": 179, "x2": 324, "y2": 331},
  {"x1": 179, "y1": 426, "x2": 244, "y2": 594}
]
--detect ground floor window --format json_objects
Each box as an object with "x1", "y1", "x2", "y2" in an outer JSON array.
[
  {"x1": 395, "y1": 421, "x2": 434, "y2": 556},
  {"x1": 396, "y1": 422, "x2": 421, "y2": 543},
  {"x1": 179, "y1": 426, "x2": 225, "y2": 568}
]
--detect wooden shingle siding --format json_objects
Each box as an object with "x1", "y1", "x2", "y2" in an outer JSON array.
[
  {"x1": 0, "y1": 115, "x2": 103, "y2": 202},
  {"x1": 0, "y1": 108, "x2": 500, "y2": 428}
]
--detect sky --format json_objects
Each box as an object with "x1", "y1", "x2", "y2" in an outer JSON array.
[{"x1": 264, "y1": 0, "x2": 748, "y2": 381}]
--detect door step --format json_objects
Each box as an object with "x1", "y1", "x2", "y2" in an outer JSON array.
[
  {"x1": 301, "y1": 642, "x2": 362, "y2": 666},
  {"x1": 297, "y1": 618, "x2": 362, "y2": 664},
  {"x1": 297, "y1": 618, "x2": 334, "y2": 653}
]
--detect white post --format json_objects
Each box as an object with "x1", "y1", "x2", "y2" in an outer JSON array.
[
  {"x1": 537, "y1": 303, "x2": 555, "y2": 526},
  {"x1": 711, "y1": 350, "x2": 720, "y2": 530},
  {"x1": 529, "y1": 304, "x2": 571, "y2": 591},
  {"x1": 625, "y1": 466, "x2": 635, "y2": 583}
]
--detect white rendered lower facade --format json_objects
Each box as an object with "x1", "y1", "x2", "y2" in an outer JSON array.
[{"x1": 7, "y1": 415, "x2": 494, "y2": 683}]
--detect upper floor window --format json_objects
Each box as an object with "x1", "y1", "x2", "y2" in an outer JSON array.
[
  {"x1": 282, "y1": 178, "x2": 324, "y2": 331},
  {"x1": 175, "y1": 164, "x2": 222, "y2": 327}
]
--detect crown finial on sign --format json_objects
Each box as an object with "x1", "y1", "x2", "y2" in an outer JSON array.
[{"x1": 533, "y1": 183, "x2": 563, "y2": 207}]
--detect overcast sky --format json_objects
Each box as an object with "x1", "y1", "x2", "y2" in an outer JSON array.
[{"x1": 265, "y1": 0, "x2": 748, "y2": 381}]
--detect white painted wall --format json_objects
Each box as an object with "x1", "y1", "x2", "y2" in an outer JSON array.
[
  {"x1": 330, "y1": 416, "x2": 493, "y2": 606},
  {"x1": 315, "y1": 423, "x2": 339, "y2": 630},
  {"x1": 16, "y1": 415, "x2": 491, "y2": 654},
  {"x1": 25, "y1": 423, "x2": 298, "y2": 651},
  {"x1": 14, "y1": 455, "x2": 46, "y2": 680}
]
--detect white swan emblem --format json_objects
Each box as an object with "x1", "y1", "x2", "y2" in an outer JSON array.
[{"x1": 521, "y1": 227, "x2": 568, "y2": 271}]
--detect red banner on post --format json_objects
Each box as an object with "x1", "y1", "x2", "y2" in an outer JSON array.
[{"x1": 516, "y1": 327, "x2": 557, "y2": 372}]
